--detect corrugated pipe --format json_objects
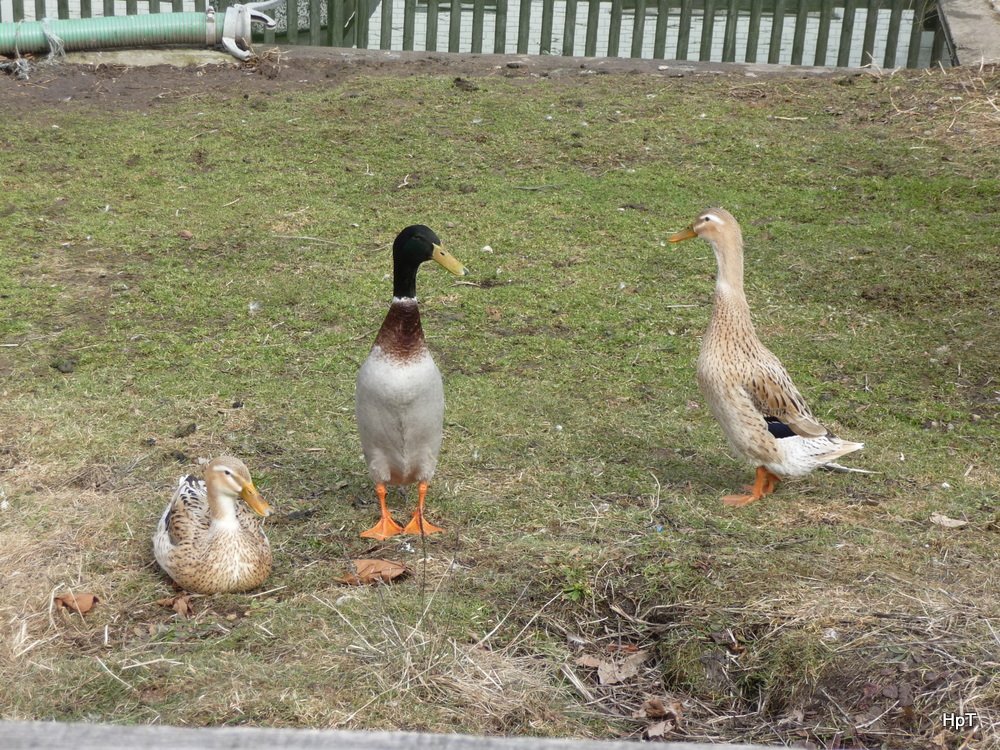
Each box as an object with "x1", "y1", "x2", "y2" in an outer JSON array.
[{"x1": 0, "y1": 1, "x2": 280, "y2": 61}]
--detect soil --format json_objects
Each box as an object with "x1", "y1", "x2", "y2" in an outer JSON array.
[{"x1": 0, "y1": 45, "x2": 837, "y2": 114}]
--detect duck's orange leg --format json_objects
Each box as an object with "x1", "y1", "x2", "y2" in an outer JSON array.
[
  {"x1": 361, "y1": 483, "x2": 404, "y2": 540},
  {"x1": 402, "y1": 481, "x2": 444, "y2": 536},
  {"x1": 723, "y1": 466, "x2": 780, "y2": 507}
]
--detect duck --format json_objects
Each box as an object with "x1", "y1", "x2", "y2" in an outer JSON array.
[
  {"x1": 153, "y1": 456, "x2": 273, "y2": 593},
  {"x1": 355, "y1": 225, "x2": 467, "y2": 540},
  {"x1": 669, "y1": 208, "x2": 863, "y2": 507}
]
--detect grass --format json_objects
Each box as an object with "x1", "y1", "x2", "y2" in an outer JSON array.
[{"x1": 1, "y1": 60, "x2": 998, "y2": 749}]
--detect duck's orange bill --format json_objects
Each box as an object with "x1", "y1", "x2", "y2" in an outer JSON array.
[
  {"x1": 668, "y1": 226, "x2": 698, "y2": 243},
  {"x1": 240, "y1": 482, "x2": 272, "y2": 517}
]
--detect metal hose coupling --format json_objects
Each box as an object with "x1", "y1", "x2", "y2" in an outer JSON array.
[{"x1": 219, "y1": 0, "x2": 281, "y2": 60}]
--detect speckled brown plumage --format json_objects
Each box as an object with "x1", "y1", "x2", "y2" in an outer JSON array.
[
  {"x1": 153, "y1": 458, "x2": 272, "y2": 594},
  {"x1": 670, "y1": 208, "x2": 863, "y2": 503}
]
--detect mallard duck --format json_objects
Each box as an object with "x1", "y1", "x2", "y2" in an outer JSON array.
[
  {"x1": 669, "y1": 208, "x2": 863, "y2": 507},
  {"x1": 153, "y1": 456, "x2": 273, "y2": 593},
  {"x1": 355, "y1": 225, "x2": 467, "y2": 540}
]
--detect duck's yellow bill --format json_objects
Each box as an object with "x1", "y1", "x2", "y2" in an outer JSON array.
[
  {"x1": 240, "y1": 483, "x2": 272, "y2": 517},
  {"x1": 432, "y1": 244, "x2": 468, "y2": 276},
  {"x1": 668, "y1": 226, "x2": 698, "y2": 243}
]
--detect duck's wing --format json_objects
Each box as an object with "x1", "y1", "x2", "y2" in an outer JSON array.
[
  {"x1": 162, "y1": 475, "x2": 211, "y2": 546},
  {"x1": 746, "y1": 350, "x2": 829, "y2": 439}
]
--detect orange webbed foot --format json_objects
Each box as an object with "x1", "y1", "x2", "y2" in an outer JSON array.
[
  {"x1": 722, "y1": 493, "x2": 760, "y2": 508},
  {"x1": 722, "y1": 467, "x2": 780, "y2": 508},
  {"x1": 361, "y1": 515, "x2": 404, "y2": 541},
  {"x1": 401, "y1": 481, "x2": 443, "y2": 536},
  {"x1": 402, "y1": 513, "x2": 444, "y2": 536},
  {"x1": 361, "y1": 483, "x2": 403, "y2": 540}
]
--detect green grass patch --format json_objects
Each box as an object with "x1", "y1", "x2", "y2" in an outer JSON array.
[{"x1": 1, "y1": 63, "x2": 998, "y2": 748}]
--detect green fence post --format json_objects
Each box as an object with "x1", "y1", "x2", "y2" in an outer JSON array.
[
  {"x1": 608, "y1": 0, "x2": 622, "y2": 55},
  {"x1": 310, "y1": 0, "x2": 323, "y2": 44},
  {"x1": 12, "y1": 0, "x2": 24, "y2": 22},
  {"x1": 815, "y1": 0, "x2": 833, "y2": 65},
  {"x1": 329, "y1": 0, "x2": 343, "y2": 45},
  {"x1": 57, "y1": 0, "x2": 70, "y2": 18},
  {"x1": 287, "y1": 0, "x2": 299, "y2": 43},
  {"x1": 449, "y1": 0, "x2": 461, "y2": 50},
  {"x1": 563, "y1": 0, "x2": 578, "y2": 54},
  {"x1": 81, "y1": 0, "x2": 93, "y2": 17},
  {"x1": 380, "y1": 0, "x2": 392, "y2": 47},
  {"x1": 653, "y1": 0, "x2": 668, "y2": 58},
  {"x1": 402, "y1": 0, "x2": 415, "y2": 48},
  {"x1": 356, "y1": 0, "x2": 369, "y2": 47},
  {"x1": 767, "y1": 0, "x2": 786, "y2": 63},
  {"x1": 861, "y1": 0, "x2": 879, "y2": 65},
  {"x1": 746, "y1": 0, "x2": 762, "y2": 61},
  {"x1": 791, "y1": 0, "x2": 808, "y2": 64},
  {"x1": 585, "y1": 0, "x2": 599, "y2": 55},
  {"x1": 883, "y1": 0, "x2": 903, "y2": 67},
  {"x1": 540, "y1": 0, "x2": 555, "y2": 53},
  {"x1": 837, "y1": 0, "x2": 856, "y2": 65},
  {"x1": 426, "y1": 0, "x2": 438, "y2": 50},
  {"x1": 722, "y1": 0, "x2": 738, "y2": 61},
  {"x1": 471, "y1": 0, "x2": 484, "y2": 51},
  {"x1": 700, "y1": 0, "x2": 717, "y2": 60},
  {"x1": 631, "y1": 0, "x2": 646, "y2": 57},
  {"x1": 517, "y1": 0, "x2": 530, "y2": 52},
  {"x1": 676, "y1": 0, "x2": 692, "y2": 58},
  {"x1": 906, "y1": 0, "x2": 927, "y2": 67},
  {"x1": 494, "y1": 0, "x2": 507, "y2": 52}
]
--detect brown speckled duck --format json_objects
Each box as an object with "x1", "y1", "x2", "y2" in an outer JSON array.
[
  {"x1": 355, "y1": 225, "x2": 467, "y2": 540},
  {"x1": 153, "y1": 456, "x2": 272, "y2": 593},
  {"x1": 669, "y1": 208, "x2": 864, "y2": 507}
]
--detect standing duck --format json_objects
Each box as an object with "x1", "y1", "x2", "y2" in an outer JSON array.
[
  {"x1": 355, "y1": 225, "x2": 467, "y2": 540},
  {"x1": 153, "y1": 456, "x2": 273, "y2": 593},
  {"x1": 669, "y1": 208, "x2": 863, "y2": 507}
]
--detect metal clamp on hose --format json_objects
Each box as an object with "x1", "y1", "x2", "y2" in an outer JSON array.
[{"x1": 219, "y1": 0, "x2": 281, "y2": 61}]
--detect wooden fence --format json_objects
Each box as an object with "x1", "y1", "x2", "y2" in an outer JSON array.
[{"x1": 0, "y1": 0, "x2": 955, "y2": 67}]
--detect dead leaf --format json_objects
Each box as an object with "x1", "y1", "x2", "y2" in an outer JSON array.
[
  {"x1": 646, "y1": 720, "x2": 670, "y2": 738},
  {"x1": 54, "y1": 592, "x2": 98, "y2": 615},
  {"x1": 575, "y1": 654, "x2": 604, "y2": 669},
  {"x1": 597, "y1": 649, "x2": 649, "y2": 685},
  {"x1": 155, "y1": 594, "x2": 194, "y2": 618},
  {"x1": 634, "y1": 697, "x2": 684, "y2": 726},
  {"x1": 930, "y1": 512, "x2": 968, "y2": 529},
  {"x1": 337, "y1": 558, "x2": 408, "y2": 586},
  {"x1": 179, "y1": 230, "x2": 194, "y2": 240}
]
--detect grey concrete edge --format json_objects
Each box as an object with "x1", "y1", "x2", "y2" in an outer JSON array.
[
  {"x1": 937, "y1": 0, "x2": 1000, "y2": 64},
  {"x1": 0, "y1": 719, "x2": 778, "y2": 749}
]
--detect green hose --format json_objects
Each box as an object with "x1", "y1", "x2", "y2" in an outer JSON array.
[{"x1": 0, "y1": 13, "x2": 213, "y2": 56}]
